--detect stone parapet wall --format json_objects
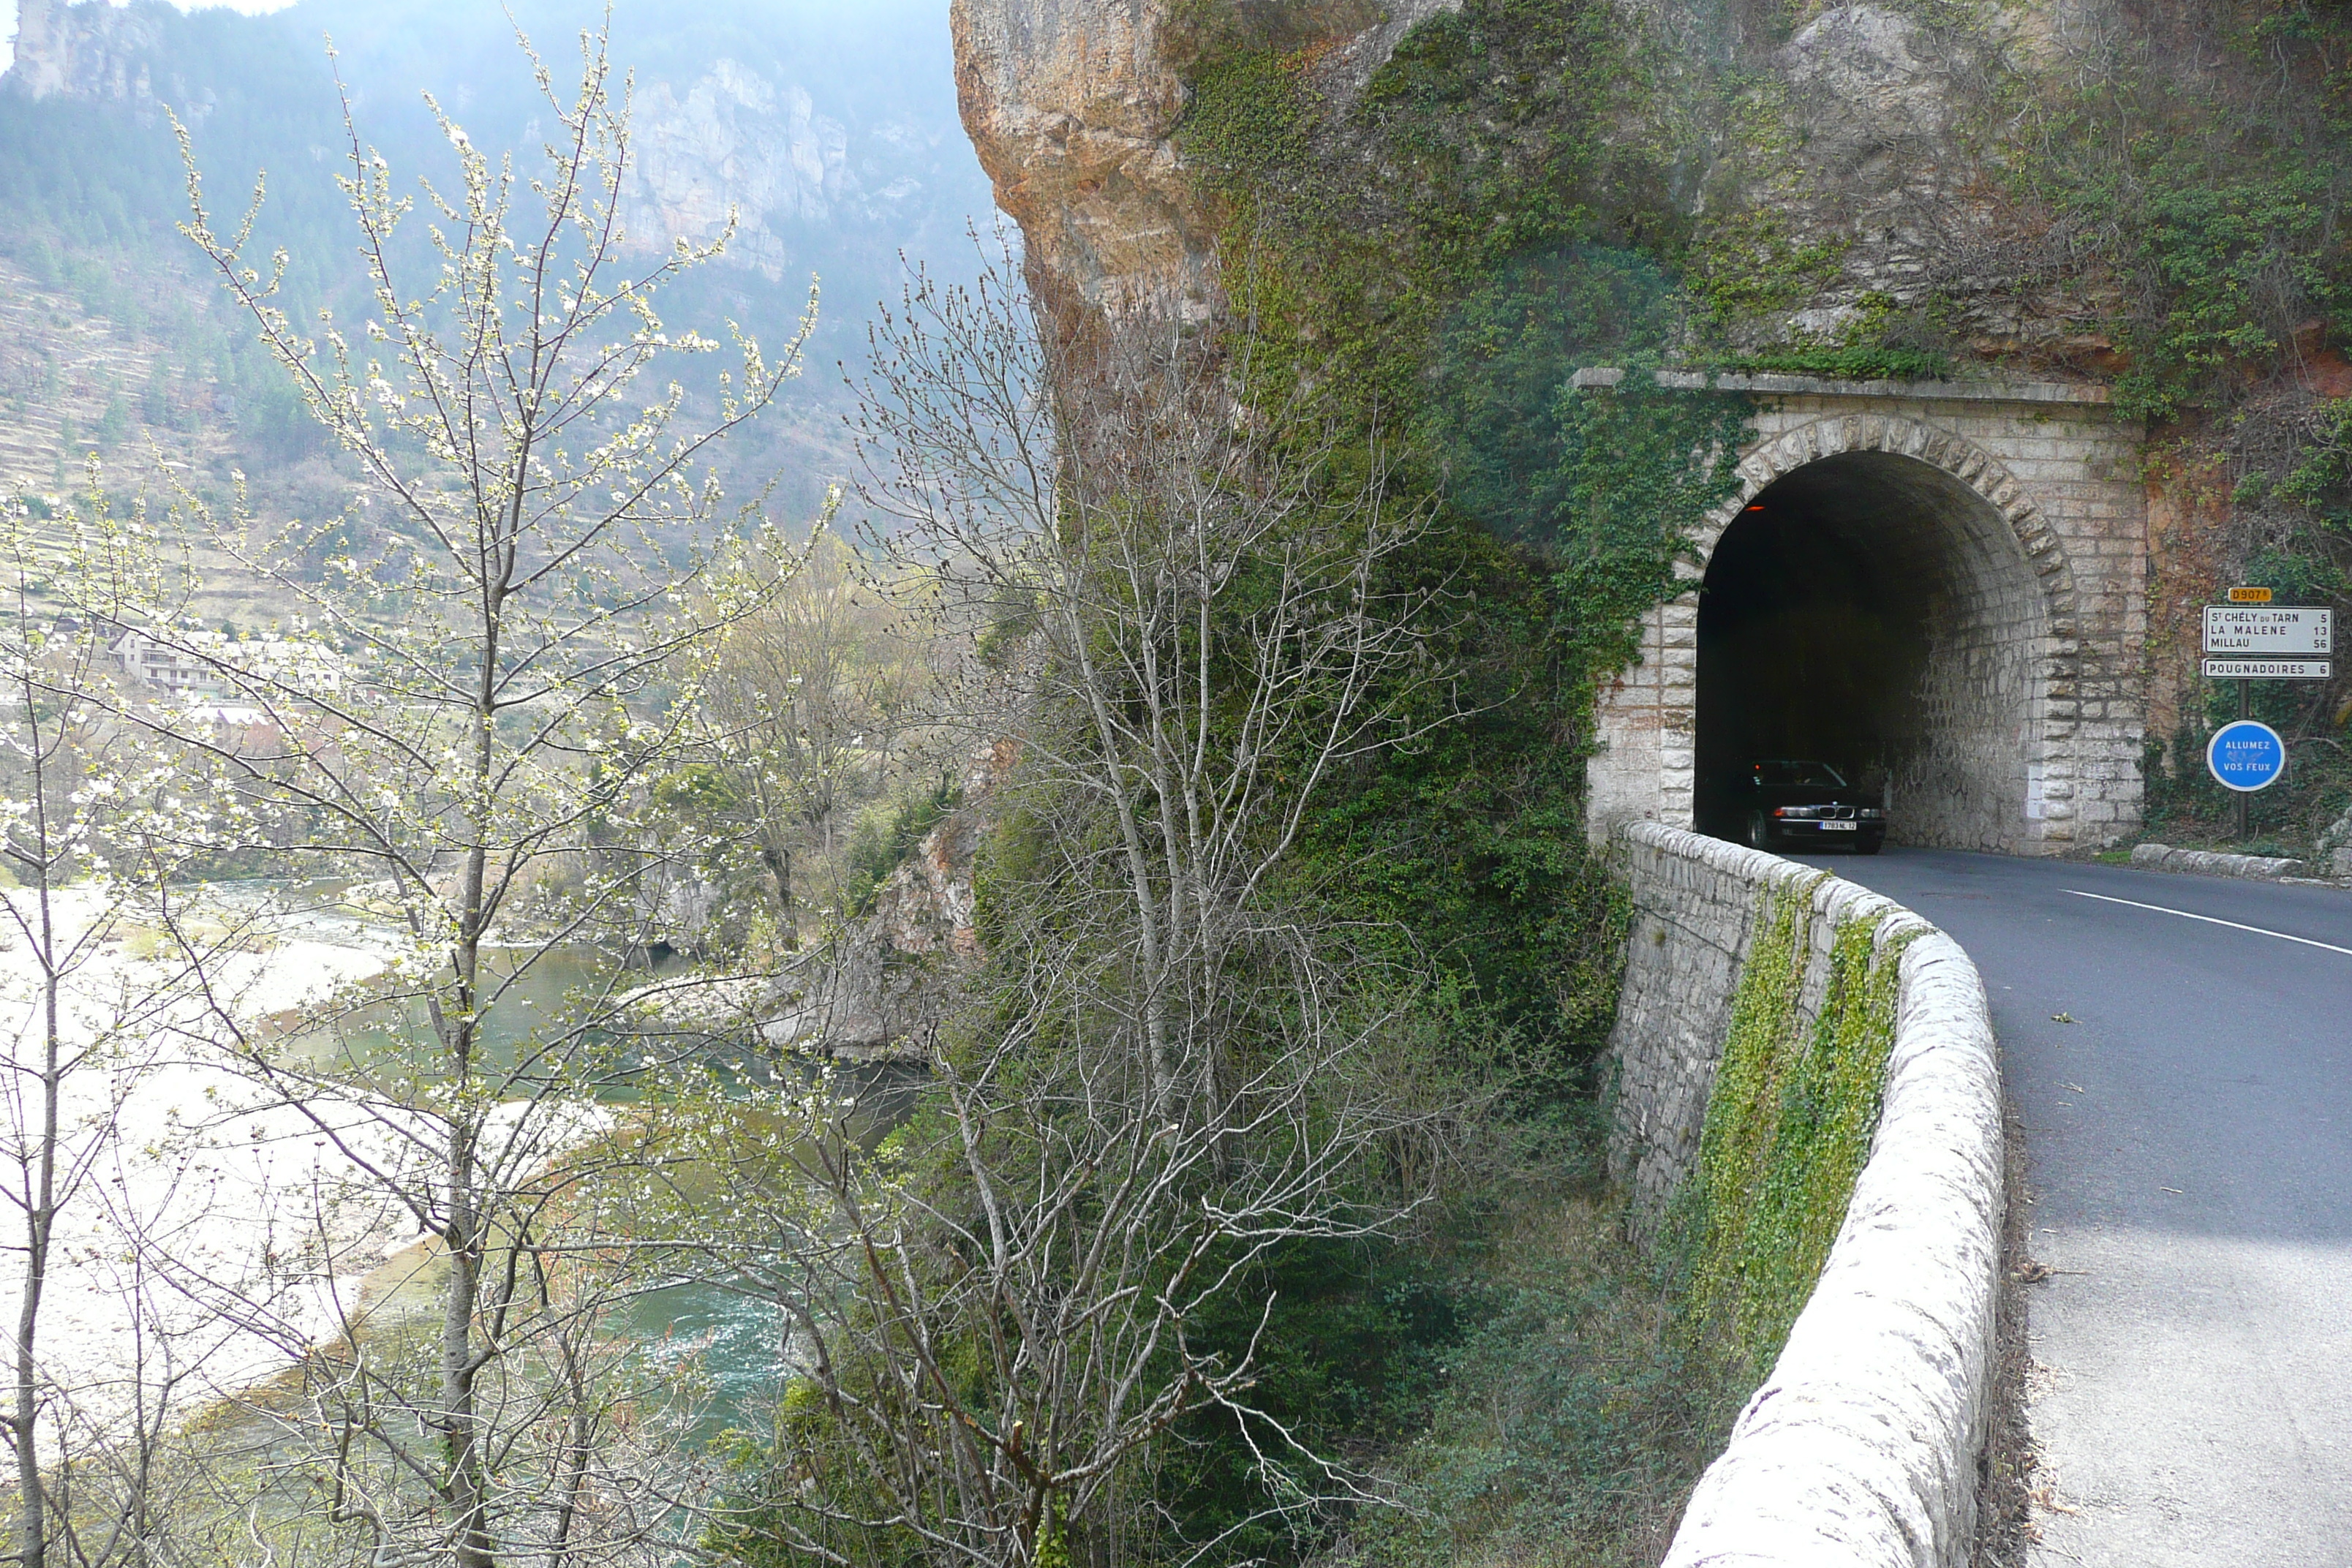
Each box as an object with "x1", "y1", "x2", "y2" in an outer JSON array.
[
  {"x1": 1607, "y1": 824, "x2": 1914, "y2": 1220},
  {"x1": 1607, "y1": 823, "x2": 2005, "y2": 1568}
]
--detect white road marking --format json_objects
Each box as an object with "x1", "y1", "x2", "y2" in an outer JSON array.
[{"x1": 2062, "y1": 889, "x2": 2352, "y2": 957}]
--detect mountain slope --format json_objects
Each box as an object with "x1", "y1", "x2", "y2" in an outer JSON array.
[{"x1": 0, "y1": 0, "x2": 995, "y2": 563}]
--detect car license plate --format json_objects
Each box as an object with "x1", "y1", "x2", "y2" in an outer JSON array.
[{"x1": 1820, "y1": 821, "x2": 1858, "y2": 832}]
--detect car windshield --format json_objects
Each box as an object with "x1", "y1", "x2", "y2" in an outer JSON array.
[{"x1": 1752, "y1": 760, "x2": 1847, "y2": 788}]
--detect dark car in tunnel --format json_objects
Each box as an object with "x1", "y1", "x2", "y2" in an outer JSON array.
[{"x1": 1737, "y1": 760, "x2": 1885, "y2": 853}]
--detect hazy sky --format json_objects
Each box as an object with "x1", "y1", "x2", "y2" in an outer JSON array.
[{"x1": 0, "y1": 0, "x2": 301, "y2": 70}]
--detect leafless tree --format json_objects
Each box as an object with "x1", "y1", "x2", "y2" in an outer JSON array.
[
  {"x1": 855, "y1": 257, "x2": 1455, "y2": 1113},
  {"x1": 675, "y1": 256, "x2": 1485, "y2": 1567},
  {"x1": 697, "y1": 521, "x2": 930, "y2": 941}
]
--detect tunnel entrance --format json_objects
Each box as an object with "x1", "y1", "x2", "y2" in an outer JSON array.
[{"x1": 1694, "y1": 449, "x2": 2046, "y2": 851}]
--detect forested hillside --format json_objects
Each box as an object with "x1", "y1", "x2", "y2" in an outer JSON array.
[{"x1": 0, "y1": 0, "x2": 995, "y2": 561}]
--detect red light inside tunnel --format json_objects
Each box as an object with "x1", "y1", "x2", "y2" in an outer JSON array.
[{"x1": 1745, "y1": 504, "x2": 1765, "y2": 511}]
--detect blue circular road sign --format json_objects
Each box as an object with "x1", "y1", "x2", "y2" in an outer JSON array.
[{"x1": 2206, "y1": 720, "x2": 2288, "y2": 793}]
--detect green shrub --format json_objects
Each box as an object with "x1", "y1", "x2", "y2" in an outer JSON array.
[
  {"x1": 839, "y1": 775, "x2": 960, "y2": 914},
  {"x1": 1334, "y1": 1197, "x2": 1746, "y2": 1568}
]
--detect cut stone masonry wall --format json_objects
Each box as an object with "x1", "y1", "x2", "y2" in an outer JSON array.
[{"x1": 1608, "y1": 822, "x2": 2005, "y2": 1567}]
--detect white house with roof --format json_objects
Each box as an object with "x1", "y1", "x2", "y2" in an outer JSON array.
[{"x1": 110, "y1": 629, "x2": 347, "y2": 701}]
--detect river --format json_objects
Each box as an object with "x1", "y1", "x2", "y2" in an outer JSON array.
[{"x1": 0, "y1": 878, "x2": 826, "y2": 1452}]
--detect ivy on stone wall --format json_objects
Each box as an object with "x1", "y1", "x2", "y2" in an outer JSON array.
[
  {"x1": 1683, "y1": 883, "x2": 1918, "y2": 1371},
  {"x1": 1426, "y1": 245, "x2": 1679, "y2": 540},
  {"x1": 1542, "y1": 372, "x2": 1752, "y2": 675},
  {"x1": 1179, "y1": 1, "x2": 1757, "y2": 685}
]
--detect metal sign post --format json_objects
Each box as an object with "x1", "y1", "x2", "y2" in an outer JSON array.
[
  {"x1": 2201, "y1": 589, "x2": 2332, "y2": 841},
  {"x1": 2236, "y1": 678, "x2": 2250, "y2": 843}
]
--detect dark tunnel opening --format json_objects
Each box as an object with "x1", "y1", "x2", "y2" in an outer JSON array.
[{"x1": 1694, "y1": 450, "x2": 2043, "y2": 850}]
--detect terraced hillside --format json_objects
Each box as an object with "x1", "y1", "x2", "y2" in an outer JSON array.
[
  {"x1": 0, "y1": 250, "x2": 225, "y2": 496},
  {"x1": 0, "y1": 246, "x2": 309, "y2": 631}
]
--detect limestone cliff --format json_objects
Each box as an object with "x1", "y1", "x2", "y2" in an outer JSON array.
[
  {"x1": 949, "y1": 0, "x2": 1460, "y2": 317},
  {"x1": 949, "y1": 0, "x2": 2108, "y2": 358},
  {"x1": 622, "y1": 61, "x2": 894, "y2": 284},
  {"x1": 948, "y1": 0, "x2": 1213, "y2": 316},
  {"x1": 4, "y1": 0, "x2": 991, "y2": 294},
  {"x1": 758, "y1": 740, "x2": 1015, "y2": 1060},
  {"x1": 7, "y1": 0, "x2": 170, "y2": 114},
  {"x1": 1716, "y1": 4, "x2": 2112, "y2": 361}
]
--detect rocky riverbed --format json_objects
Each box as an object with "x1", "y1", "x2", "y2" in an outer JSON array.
[{"x1": 0, "y1": 883, "x2": 402, "y2": 1444}]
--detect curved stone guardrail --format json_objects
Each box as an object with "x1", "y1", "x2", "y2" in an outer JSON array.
[{"x1": 1606, "y1": 823, "x2": 2005, "y2": 1568}]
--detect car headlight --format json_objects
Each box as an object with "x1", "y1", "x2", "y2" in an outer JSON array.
[
  {"x1": 1772, "y1": 807, "x2": 1822, "y2": 819},
  {"x1": 1858, "y1": 808, "x2": 1884, "y2": 820}
]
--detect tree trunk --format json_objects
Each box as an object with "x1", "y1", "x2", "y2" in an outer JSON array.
[
  {"x1": 12, "y1": 755, "x2": 59, "y2": 1568},
  {"x1": 442, "y1": 1118, "x2": 494, "y2": 1568}
]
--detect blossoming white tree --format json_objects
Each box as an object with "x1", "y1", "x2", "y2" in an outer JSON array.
[
  {"x1": 59, "y1": 25, "x2": 810, "y2": 1565},
  {"x1": 0, "y1": 498, "x2": 252, "y2": 1568}
]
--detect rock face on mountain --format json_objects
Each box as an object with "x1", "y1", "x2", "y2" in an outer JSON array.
[
  {"x1": 759, "y1": 739, "x2": 1014, "y2": 1060},
  {"x1": 622, "y1": 61, "x2": 861, "y2": 282},
  {"x1": 7, "y1": 0, "x2": 167, "y2": 110},
  {"x1": 946, "y1": 0, "x2": 2104, "y2": 355},
  {"x1": 1709, "y1": 4, "x2": 2120, "y2": 361},
  {"x1": 1737, "y1": 5, "x2": 1989, "y2": 339},
  {"x1": 5, "y1": 0, "x2": 990, "y2": 293},
  {"x1": 947, "y1": 0, "x2": 1208, "y2": 316},
  {"x1": 949, "y1": 0, "x2": 1460, "y2": 316}
]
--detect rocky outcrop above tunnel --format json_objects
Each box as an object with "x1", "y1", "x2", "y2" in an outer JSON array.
[
  {"x1": 948, "y1": 0, "x2": 1461, "y2": 315},
  {"x1": 951, "y1": 0, "x2": 2130, "y2": 359},
  {"x1": 1701, "y1": 4, "x2": 2121, "y2": 363},
  {"x1": 1724, "y1": 6, "x2": 1996, "y2": 342}
]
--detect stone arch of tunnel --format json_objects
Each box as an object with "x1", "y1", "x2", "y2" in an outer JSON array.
[
  {"x1": 1693, "y1": 448, "x2": 2054, "y2": 850},
  {"x1": 1585, "y1": 393, "x2": 2149, "y2": 856}
]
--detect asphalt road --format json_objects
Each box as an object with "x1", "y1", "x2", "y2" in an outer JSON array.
[{"x1": 1787, "y1": 847, "x2": 2352, "y2": 1566}]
